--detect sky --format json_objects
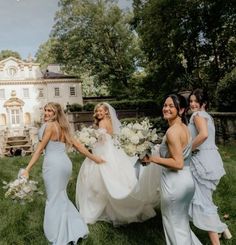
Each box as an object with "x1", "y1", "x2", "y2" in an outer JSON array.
[{"x1": 0, "y1": 0, "x2": 132, "y2": 60}]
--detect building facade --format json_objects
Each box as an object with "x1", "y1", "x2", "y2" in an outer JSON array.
[{"x1": 0, "y1": 57, "x2": 83, "y2": 155}]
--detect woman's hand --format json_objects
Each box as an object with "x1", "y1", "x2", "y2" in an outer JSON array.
[
  {"x1": 142, "y1": 155, "x2": 151, "y2": 164},
  {"x1": 94, "y1": 155, "x2": 106, "y2": 164},
  {"x1": 21, "y1": 169, "x2": 29, "y2": 179}
]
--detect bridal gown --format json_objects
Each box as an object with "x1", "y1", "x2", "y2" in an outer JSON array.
[
  {"x1": 159, "y1": 136, "x2": 202, "y2": 245},
  {"x1": 39, "y1": 123, "x2": 88, "y2": 245},
  {"x1": 76, "y1": 129, "x2": 161, "y2": 226}
]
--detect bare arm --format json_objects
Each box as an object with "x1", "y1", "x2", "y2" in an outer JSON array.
[
  {"x1": 143, "y1": 127, "x2": 184, "y2": 170},
  {"x1": 23, "y1": 124, "x2": 53, "y2": 177},
  {"x1": 71, "y1": 138, "x2": 105, "y2": 164},
  {"x1": 192, "y1": 114, "x2": 208, "y2": 150}
]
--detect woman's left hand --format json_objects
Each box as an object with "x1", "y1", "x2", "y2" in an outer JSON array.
[
  {"x1": 94, "y1": 156, "x2": 106, "y2": 164},
  {"x1": 142, "y1": 155, "x2": 151, "y2": 163}
]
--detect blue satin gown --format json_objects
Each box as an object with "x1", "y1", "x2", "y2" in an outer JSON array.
[
  {"x1": 39, "y1": 123, "x2": 88, "y2": 245},
  {"x1": 159, "y1": 136, "x2": 202, "y2": 245}
]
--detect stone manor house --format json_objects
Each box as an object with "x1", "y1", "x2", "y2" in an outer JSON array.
[{"x1": 0, "y1": 56, "x2": 83, "y2": 156}]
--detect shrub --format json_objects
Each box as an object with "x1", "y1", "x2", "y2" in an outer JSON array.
[
  {"x1": 216, "y1": 68, "x2": 236, "y2": 112},
  {"x1": 68, "y1": 103, "x2": 83, "y2": 112}
]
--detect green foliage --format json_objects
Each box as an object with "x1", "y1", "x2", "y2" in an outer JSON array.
[
  {"x1": 68, "y1": 103, "x2": 83, "y2": 112},
  {"x1": 48, "y1": 0, "x2": 142, "y2": 97},
  {"x1": 216, "y1": 68, "x2": 236, "y2": 111},
  {"x1": 83, "y1": 103, "x2": 96, "y2": 111},
  {"x1": 109, "y1": 99, "x2": 161, "y2": 112},
  {"x1": 35, "y1": 39, "x2": 59, "y2": 69},
  {"x1": 0, "y1": 50, "x2": 21, "y2": 60},
  {"x1": 133, "y1": 0, "x2": 236, "y2": 104},
  {"x1": 80, "y1": 100, "x2": 162, "y2": 115}
]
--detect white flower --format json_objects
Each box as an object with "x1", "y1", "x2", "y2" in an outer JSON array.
[
  {"x1": 75, "y1": 126, "x2": 104, "y2": 150},
  {"x1": 130, "y1": 135, "x2": 140, "y2": 144},
  {"x1": 3, "y1": 173, "x2": 43, "y2": 204},
  {"x1": 117, "y1": 119, "x2": 159, "y2": 159},
  {"x1": 133, "y1": 122, "x2": 143, "y2": 130}
]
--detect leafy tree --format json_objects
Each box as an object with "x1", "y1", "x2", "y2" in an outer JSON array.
[
  {"x1": 133, "y1": 0, "x2": 236, "y2": 104},
  {"x1": 35, "y1": 39, "x2": 59, "y2": 68},
  {"x1": 0, "y1": 50, "x2": 21, "y2": 60},
  {"x1": 216, "y1": 67, "x2": 236, "y2": 112},
  {"x1": 50, "y1": 0, "x2": 141, "y2": 97}
]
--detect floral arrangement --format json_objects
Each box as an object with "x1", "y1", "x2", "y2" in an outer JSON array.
[
  {"x1": 118, "y1": 118, "x2": 159, "y2": 159},
  {"x1": 2, "y1": 169, "x2": 43, "y2": 204},
  {"x1": 75, "y1": 126, "x2": 106, "y2": 150}
]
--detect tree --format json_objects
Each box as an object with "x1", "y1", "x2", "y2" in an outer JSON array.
[
  {"x1": 49, "y1": 0, "x2": 141, "y2": 98},
  {"x1": 35, "y1": 39, "x2": 59, "y2": 69},
  {"x1": 133, "y1": 0, "x2": 236, "y2": 104},
  {"x1": 0, "y1": 50, "x2": 21, "y2": 60}
]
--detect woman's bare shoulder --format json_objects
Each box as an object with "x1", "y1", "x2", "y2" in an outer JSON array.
[{"x1": 166, "y1": 124, "x2": 182, "y2": 140}]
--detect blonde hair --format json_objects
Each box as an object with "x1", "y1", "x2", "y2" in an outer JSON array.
[
  {"x1": 93, "y1": 102, "x2": 110, "y2": 127},
  {"x1": 44, "y1": 102, "x2": 72, "y2": 145}
]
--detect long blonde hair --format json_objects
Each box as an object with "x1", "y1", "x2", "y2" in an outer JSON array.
[
  {"x1": 93, "y1": 102, "x2": 110, "y2": 127},
  {"x1": 44, "y1": 102, "x2": 72, "y2": 145}
]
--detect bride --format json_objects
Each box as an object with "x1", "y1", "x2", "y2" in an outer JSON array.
[{"x1": 76, "y1": 102, "x2": 161, "y2": 225}]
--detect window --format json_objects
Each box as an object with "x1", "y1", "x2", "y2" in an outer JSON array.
[
  {"x1": 0, "y1": 89, "x2": 5, "y2": 99},
  {"x1": 54, "y1": 87, "x2": 60, "y2": 97},
  {"x1": 11, "y1": 109, "x2": 20, "y2": 126},
  {"x1": 23, "y1": 88, "x2": 29, "y2": 98},
  {"x1": 38, "y1": 88, "x2": 44, "y2": 98},
  {"x1": 69, "y1": 86, "x2": 76, "y2": 96}
]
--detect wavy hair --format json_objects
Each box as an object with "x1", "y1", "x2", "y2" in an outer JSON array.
[
  {"x1": 44, "y1": 102, "x2": 72, "y2": 145},
  {"x1": 93, "y1": 102, "x2": 110, "y2": 127}
]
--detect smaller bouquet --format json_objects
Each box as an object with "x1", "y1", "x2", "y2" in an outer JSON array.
[
  {"x1": 2, "y1": 169, "x2": 43, "y2": 204},
  {"x1": 75, "y1": 126, "x2": 105, "y2": 150}
]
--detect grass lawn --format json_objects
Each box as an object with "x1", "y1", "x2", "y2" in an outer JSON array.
[{"x1": 0, "y1": 142, "x2": 235, "y2": 245}]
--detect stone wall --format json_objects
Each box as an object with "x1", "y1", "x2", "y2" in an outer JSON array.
[
  {"x1": 210, "y1": 112, "x2": 236, "y2": 144},
  {"x1": 67, "y1": 111, "x2": 236, "y2": 144}
]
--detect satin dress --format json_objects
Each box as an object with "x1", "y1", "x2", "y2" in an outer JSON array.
[
  {"x1": 39, "y1": 123, "x2": 88, "y2": 245},
  {"x1": 159, "y1": 136, "x2": 202, "y2": 245},
  {"x1": 188, "y1": 111, "x2": 227, "y2": 233}
]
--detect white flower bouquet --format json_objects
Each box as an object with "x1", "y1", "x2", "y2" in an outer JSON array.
[
  {"x1": 75, "y1": 126, "x2": 105, "y2": 150},
  {"x1": 118, "y1": 118, "x2": 159, "y2": 159},
  {"x1": 2, "y1": 169, "x2": 43, "y2": 204},
  {"x1": 118, "y1": 118, "x2": 160, "y2": 178}
]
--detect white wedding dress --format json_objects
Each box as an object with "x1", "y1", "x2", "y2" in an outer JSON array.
[{"x1": 76, "y1": 103, "x2": 161, "y2": 226}]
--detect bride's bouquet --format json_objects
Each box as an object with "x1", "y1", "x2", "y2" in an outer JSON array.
[
  {"x1": 75, "y1": 126, "x2": 105, "y2": 150},
  {"x1": 118, "y1": 118, "x2": 160, "y2": 178},
  {"x1": 118, "y1": 118, "x2": 159, "y2": 160},
  {"x1": 2, "y1": 169, "x2": 43, "y2": 204}
]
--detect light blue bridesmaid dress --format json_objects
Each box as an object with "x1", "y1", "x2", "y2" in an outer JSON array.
[
  {"x1": 159, "y1": 136, "x2": 202, "y2": 245},
  {"x1": 39, "y1": 123, "x2": 89, "y2": 245},
  {"x1": 188, "y1": 111, "x2": 227, "y2": 233}
]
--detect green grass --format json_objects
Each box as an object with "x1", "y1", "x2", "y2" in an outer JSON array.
[{"x1": 0, "y1": 143, "x2": 235, "y2": 245}]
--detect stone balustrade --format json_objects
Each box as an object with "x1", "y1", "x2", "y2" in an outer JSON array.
[{"x1": 67, "y1": 111, "x2": 236, "y2": 144}]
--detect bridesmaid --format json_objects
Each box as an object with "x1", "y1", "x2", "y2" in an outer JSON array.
[
  {"x1": 188, "y1": 89, "x2": 231, "y2": 244},
  {"x1": 22, "y1": 102, "x2": 104, "y2": 245},
  {"x1": 142, "y1": 94, "x2": 202, "y2": 245}
]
